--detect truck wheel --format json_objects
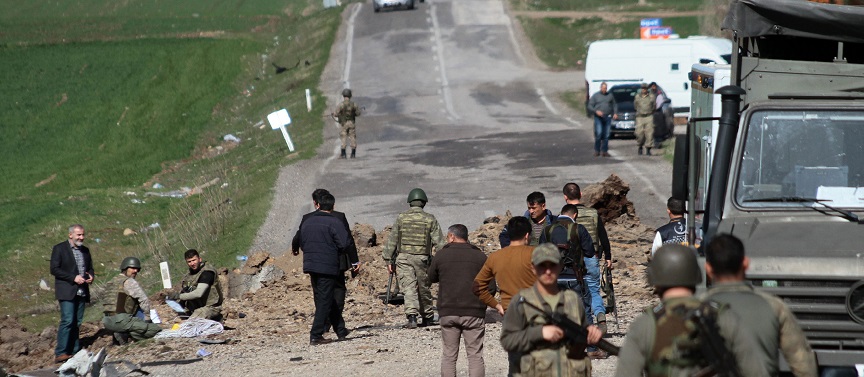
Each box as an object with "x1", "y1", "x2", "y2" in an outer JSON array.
[
  {"x1": 407, "y1": 0, "x2": 415, "y2": 9},
  {"x1": 374, "y1": 5, "x2": 380, "y2": 12}
]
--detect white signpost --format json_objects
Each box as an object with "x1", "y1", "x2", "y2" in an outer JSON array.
[
  {"x1": 159, "y1": 261, "x2": 172, "y2": 289},
  {"x1": 267, "y1": 108, "x2": 295, "y2": 152}
]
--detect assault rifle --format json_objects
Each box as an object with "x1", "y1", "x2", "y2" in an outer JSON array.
[
  {"x1": 518, "y1": 298, "x2": 620, "y2": 356},
  {"x1": 691, "y1": 301, "x2": 742, "y2": 377},
  {"x1": 600, "y1": 263, "x2": 620, "y2": 332}
]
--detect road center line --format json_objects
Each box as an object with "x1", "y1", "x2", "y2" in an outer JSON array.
[{"x1": 429, "y1": 0, "x2": 459, "y2": 120}]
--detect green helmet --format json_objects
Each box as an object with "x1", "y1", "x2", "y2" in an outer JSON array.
[
  {"x1": 407, "y1": 188, "x2": 428, "y2": 203},
  {"x1": 648, "y1": 244, "x2": 702, "y2": 287},
  {"x1": 120, "y1": 257, "x2": 142, "y2": 272},
  {"x1": 342, "y1": 88, "x2": 352, "y2": 98}
]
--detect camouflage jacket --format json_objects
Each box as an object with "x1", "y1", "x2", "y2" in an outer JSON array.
[
  {"x1": 333, "y1": 99, "x2": 361, "y2": 124},
  {"x1": 382, "y1": 206, "x2": 443, "y2": 259},
  {"x1": 101, "y1": 274, "x2": 151, "y2": 316},
  {"x1": 614, "y1": 296, "x2": 769, "y2": 377},
  {"x1": 500, "y1": 287, "x2": 590, "y2": 377},
  {"x1": 634, "y1": 92, "x2": 656, "y2": 117},
  {"x1": 704, "y1": 282, "x2": 817, "y2": 377}
]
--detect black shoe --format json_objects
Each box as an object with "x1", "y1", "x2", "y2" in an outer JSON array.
[
  {"x1": 340, "y1": 149, "x2": 347, "y2": 159},
  {"x1": 646, "y1": 148, "x2": 652, "y2": 156},
  {"x1": 403, "y1": 314, "x2": 418, "y2": 329},
  {"x1": 350, "y1": 149, "x2": 356, "y2": 158},
  {"x1": 310, "y1": 338, "x2": 333, "y2": 346},
  {"x1": 337, "y1": 329, "x2": 351, "y2": 341},
  {"x1": 418, "y1": 316, "x2": 438, "y2": 327},
  {"x1": 638, "y1": 146, "x2": 643, "y2": 155}
]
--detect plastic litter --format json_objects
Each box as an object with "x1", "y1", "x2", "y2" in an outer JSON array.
[
  {"x1": 152, "y1": 183, "x2": 164, "y2": 189},
  {"x1": 196, "y1": 348, "x2": 212, "y2": 357},
  {"x1": 223, "y1": 134, "x2": 241, "y2": 143}
]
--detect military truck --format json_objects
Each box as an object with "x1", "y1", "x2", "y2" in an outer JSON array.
[{"x1": 674, "y1": 0, "x2": 864, "y2": 370}]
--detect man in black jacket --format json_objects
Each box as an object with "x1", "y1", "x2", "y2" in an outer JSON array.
[
  {"x1": 428, "y1": 224, "x2": 488, "y2": 377},
  {"x1": 50, "y1": 224, "x2": 95, "y2": 363},
  {"x1": 297, "y1": 192, "x2": 353, "y2": 345},
  {"x1": 292, "y1": 189, "x2": 360, "y2": 272}
]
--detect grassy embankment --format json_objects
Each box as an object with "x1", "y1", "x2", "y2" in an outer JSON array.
[{"x1": 0, "y1": 0, "x2": 344, "y2": 331}]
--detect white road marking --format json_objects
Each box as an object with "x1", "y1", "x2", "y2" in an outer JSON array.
[
  {"x1": 536, "y1": 88, "x2": 559, "y2": 116},
  {"x1": 328, "y1": 3, "x2": 363, "y2": 163},
  {"x1": 429, "y1": 0, "x2": 460, "y2": 120}
]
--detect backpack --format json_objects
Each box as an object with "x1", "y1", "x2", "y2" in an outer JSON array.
[
  {"x1": 542, "y1": 220, "x2": 586, "y2": 276},
  {"x1": 647, "y1": 299, "x2": 740, "y2": 377}
]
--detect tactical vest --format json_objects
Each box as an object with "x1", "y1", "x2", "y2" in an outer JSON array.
[
  {"x1": 575, "y1": 206, "x2": 600, "y2": 256},
  {"x1": 397, "y1": 209, "x2": 436, "y2": 255},
  {"x1": 542, "y1": 220, "x2": 586, "y2": 275},
  {"x1": 336, "y1": 100, "x2": 359, "y2": 124},
  {"x1": 646, "y1": 298, "x2": 719, "y2": 377},
  {"x1": 517, "y1": 287, "x2": 590, "y2": 377},
  {"x1": 102, "y1": 274, "x2": 138, "y2": 315},
  {"x1": 180, "y1": 261, "x2": 223, "y2": 309}
]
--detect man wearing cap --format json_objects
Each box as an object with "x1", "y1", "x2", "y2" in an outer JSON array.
[
  {"x1": 500, "y1": 243, "x2": 602, "y2": 376},
  {"x1": 634, "y1": 83, "x2": 656, "y2": 156}
]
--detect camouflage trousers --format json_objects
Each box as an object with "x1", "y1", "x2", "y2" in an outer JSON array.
[
  {"x1": 396, "y1": 253, "x2": 433, "y2": 317},
  {"x1": 187, "y1": 304, "x2": 222, "y2": 321},
  {"x1": 635, "y1": 115, "x2": 654, "y2": 147},
  {"x1": 102, "y1": 313, "x2": 161, "y2": 341},
  {"x1": 340, "y1": 120, "x2": 356, "y2": 149}
]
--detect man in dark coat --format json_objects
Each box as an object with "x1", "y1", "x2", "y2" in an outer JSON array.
[
  {"x1": 292, "y1": 188, "x2": 359, "y2": 272},
  {"x1": 50, "y1": 224, "x2": 94, "y2": 363},
  {"x1": 296, "y1": 192, "x2": 352, "y2": 345}
]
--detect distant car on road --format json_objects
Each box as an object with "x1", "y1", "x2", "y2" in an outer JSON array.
[
  {"x1": 608, "y1": 83, "x2": 673, "y2": 139},
  {"x1": 374, "y1": 0, "x2": 421, "y2": 12}
]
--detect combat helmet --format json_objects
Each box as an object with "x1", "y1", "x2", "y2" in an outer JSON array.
[
  {"x1": 407, "y1": 188, "x2": 428, "y2": 203},
  {"x1": 647, "y1": 244, "x2": 702, "y2": 287},
  {"x1": 342, "y1": 88, "x2": 352, "y2": 98},
  {"x1": 120, "y1": 257, "x2": 142, "y2": 272}
]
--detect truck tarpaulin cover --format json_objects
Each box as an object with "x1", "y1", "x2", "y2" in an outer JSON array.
[{"x1": 722, "y1": 0, "x2": 864, "y2": 43}]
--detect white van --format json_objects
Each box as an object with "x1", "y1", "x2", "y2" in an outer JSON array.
[{"x1": 585, "y1": 37, "x2": 732, "y2": 116}]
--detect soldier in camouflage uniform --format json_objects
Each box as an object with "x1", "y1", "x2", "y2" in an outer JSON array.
[
  {"x1": 703, "y1": 234, "x2": 817, "y2": 377},
  {"x1": 102, "y1": 257, "x2": 161, "y2": 343},
  {"x1": 382, "y1": 188, "x2": 444, "y2": 328},
  {"x1": 500, "y1": 243, "x2": 602, "y2": 377},
  {"x1": 615, "y1": 244, "x2": 769, "y2": 377},
  {"x1": 634, "y1": 83, "x2": 657, "y2": 156},
  {"x1": 332, "y1": 88, "x2": 361, "y2": 159},
  {"x1": 167, "y1": 249, "x2": 223, "y2": 320}
]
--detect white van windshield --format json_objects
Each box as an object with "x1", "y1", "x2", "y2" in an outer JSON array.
[{"x1": 736, "y1": 110, "x2": 864, "y2": 208}]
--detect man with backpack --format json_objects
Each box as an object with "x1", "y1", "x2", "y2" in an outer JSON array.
[{"x1": 615, "y1": 244, "x2": 768, "y2": 377}]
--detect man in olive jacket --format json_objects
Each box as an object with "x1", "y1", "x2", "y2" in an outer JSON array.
[{"x1": 428, "y1": 224, "x2": 488, "y2": 377}]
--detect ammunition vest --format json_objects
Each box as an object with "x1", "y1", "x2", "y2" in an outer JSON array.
[
  {"x1": 542, "y1": 220, "x2": 586, "y2": 275},
  {"x1": 336, "y1": 99, "x2": 359, "y2": 124},
  {"x1": 646, "y1": 298, "x2": 717, "y2": 377},
  {"x1": 517, "y1": 287, "x2": 590, "y2": 377},
  {"x1": 102, "y1": 274, "x2": 137, "y2": 315},
  {"x1": 575, "y1": 206, "x2": 600, "y2": 256},
  {"x1": 397, "y1": 208, "x2": 437, "y2": 255},
  {"x1": 180, "y1": 261, "x2": 223, "y2": 309}
]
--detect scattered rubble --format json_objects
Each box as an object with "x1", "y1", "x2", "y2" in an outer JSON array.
[{"x1": 1, "y1": 175, "x2": 656, "y2": 374}]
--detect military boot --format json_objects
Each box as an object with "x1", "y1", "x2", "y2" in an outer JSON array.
[
  {"x1": 403, "y1": 315, "x2": 418, "y2": 329},
  {"x1": 340, "y1": 149, "x2": 347, "y2": 159},
  {"x1": 646, "y1": 147, "x2": 652, "y2": 156},
  {"x1": 418, "y1": 315, "x2": 438, "y2": 327},
  {"x1": 638, "y1": 146, "x2": 643, "y2": 155},
  {"x1": 350, "y1": 148, "x2": 356, "y2": 158}
]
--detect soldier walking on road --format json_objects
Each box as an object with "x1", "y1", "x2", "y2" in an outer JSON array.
[
  {"x1": 332, "y1": 88, "x2": 361, "y2": 159},
  {"x1": 382, "y1": 188, "x2": 444, "y2": 328},
  {"x1": 703, "y1": 234, "x2": 817, "y2": 377},
  {"x1": 634, "y1": 83, "x2": 656, "y2": 156},
  {"x1": 615, "y1": 244, "x2": 769, "y2": 377}
]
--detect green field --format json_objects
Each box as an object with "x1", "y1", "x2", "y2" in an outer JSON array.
[{"x1": 0, "y1": 0, "x2": 341, "y2": 329}]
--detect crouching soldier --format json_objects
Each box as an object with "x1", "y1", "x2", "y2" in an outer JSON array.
[
  {"x1": 102, "y1": 257, "x2": 161, "y2": 344},
  {"x1": 167, "y1": 249, "x2": 223, "y2": 320},
  {"x1": 500, "y1": 243, "x2": 603, "y2": 376}
]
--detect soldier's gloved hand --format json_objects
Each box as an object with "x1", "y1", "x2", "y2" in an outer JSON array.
[{"x1": 166, "y1": 291, "x2": 180, "y2": 301}]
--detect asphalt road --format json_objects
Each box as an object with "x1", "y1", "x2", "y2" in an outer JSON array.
[{"x1": 251, "y1": 0, "x2": 674, "y2": 257}]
